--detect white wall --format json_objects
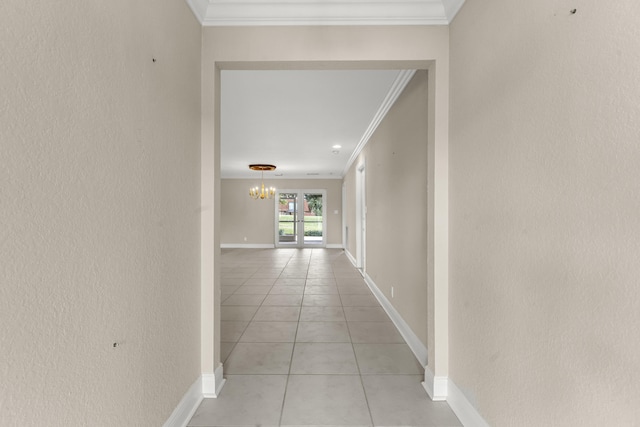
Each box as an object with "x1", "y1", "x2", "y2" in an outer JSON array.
[
  {"x1": 1, "y1": 1, "x2": 202, "y2": 425},
  {"x1": 449, "y1": 0, "x2": 640, "y2": 425}
]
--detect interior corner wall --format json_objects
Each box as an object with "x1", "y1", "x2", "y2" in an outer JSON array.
[
  {"x1": 221, "y1": 179, "x2": 343, "y2": 246},
  {"x1": 449, "y1": 0, "x2": 640, "y2": 425},
  {"x1": 344, "y1": 70, "x2": 429, "y2": 347},
  {"x1": 1, "y1": 2, "x2": 202, "y2": 426}
]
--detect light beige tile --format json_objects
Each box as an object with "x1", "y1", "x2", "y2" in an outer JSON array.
[
  {"x1": 221, "y1": 305, "x2": 259, "y2": 321},
  {"x1": 337, "y1": 285, "x2": 372, "y2": 295},
  {"x1": 187, "y1": 375, "x2": 287, "y2": 427},
  {"x1": 343, "y1": 306, "x2": 390, "y2": 321},
  {"x1": 251, "y1": 268, "x2": 284, "y2": 278},
  {"x1": 233, "y1": 285, "x2": 271, "y2": 295},
  {"x1": 362, "y1": 375, "x2": 462, "y2": 426},
  {"x1": 224, "y1": 343, "x2": 294, "y2": 374},
  {"x1": 275, "y1": 278, "x2": 306, "y2": 286},
  {"x1": 221, "y1": 321, "x2": 249, "y2": 342},
  {"x1": 253, "y1": 306, "x2": 301, "y2": 322},
  {"x1": 299, "y1": 306, "x2": 345, "y2": 322},
  {"x1": 222, "y1": 294, "x2": 266, "y2": 306},
  {"x1": 281, "y1": 375, "x2": 371, "y2": 426},
  {"x1": 335, "y1": 277, "x2": 367, "y2": 286},
  {"x1": 220, "y1": 341, "x2": 236, "y2": 363},
  {"x1": 221, "y1": 278, "x2": 247, "y2": 286},
  {"x1": 304, "y1": 285, "x2": 339, "y2": 295},
  {"x1": 279, "y1": 273, "x2": 308, "y2": 280},
  {"x1": 307, "y1": 266, "x2": 334, "y2": 273},
  {"x1": 340, "y1": 294, "x2": 380, "y2": 307},
  {"x1": 302, "y1": 294, "x2": 342, "y2": 307},
  {"x1": 262, "y1": 294, "x2": 303, "y2": 306},
  {"x1": 332, "y1": 269, "x2": 362, "y2": 278},
  {"x1": 239, "y1": 321, "x2": 298, "y2": 342},
  {"x1": 306, "y1": 271, "x2": 336, "y2": 279},
  {"x1": 243, "y1": 278, "x2": 277, "y2": 286},
  {"x1": 269, "y1": 285, "x2": 305, "y2": 295},
  {"x1": 221, "y1": 271, "x2": 255, "y2": 279},
  {"x1": 353, "y1": 343, "x2": 423, "y2": 374},
  {"x1": 296, "y1": 321, "x2": 350, "y2": 343},
  {"x1": 290, "y1": 343, "x2": 358, "y2": 374},
  {"x1": 221, "y1": 285, "x2": 240, "y2": 296},
  {"x1": 282, "y1": 424, "x2": 370, "y2": 426},
  {"x1": 306, "y1": 278, "x2": 337, "y2": 286},
  {"x1": 208, "y1": 248, "x2": 463, "y2": 427},
  {"x1": 348, "y1": 321, "x2": 405, "y2": 343}
]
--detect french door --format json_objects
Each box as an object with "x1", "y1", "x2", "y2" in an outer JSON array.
[{"x1": 275, "y1": 190, "x2": 326, "y2": 247}]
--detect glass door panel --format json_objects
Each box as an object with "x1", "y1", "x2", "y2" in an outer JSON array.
[
  {"x1": 278, "y1": 192, "x2": 298, "y2": 245},
  {"x1": 303, "y1": 193, "x2": 323, "y2": 245},
  {"x1": 276, "y1": 190, "x2": 326, "y2": 248}
]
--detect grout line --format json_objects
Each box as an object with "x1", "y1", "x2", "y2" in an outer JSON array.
[
  {"x1": 221, "y1": 249, "x2": 382, "y2": 427},
  {"x1": 346, "y1": 303, "x2": 376, "y2": 427},
  {"x1": 278, "y1": 251, "x2": 309, "y2": 426}
]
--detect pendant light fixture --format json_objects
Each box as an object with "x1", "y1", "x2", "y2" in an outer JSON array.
[{"x1": 249, "y1": 164, "x2": 276, "y2": 200}]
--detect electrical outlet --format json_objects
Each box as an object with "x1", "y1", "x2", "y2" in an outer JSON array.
[{"x1": 244, "y1": 236, "x2": 247, "y2": 242}]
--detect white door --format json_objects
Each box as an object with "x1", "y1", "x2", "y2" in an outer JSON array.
[{"x1": 276, "y1": 190, "x2": 327, "y2": 248}]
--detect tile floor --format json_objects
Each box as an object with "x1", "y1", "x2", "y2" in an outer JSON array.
[{"x1": 188, "y1": 248, "x2": 461, "y2": 427}]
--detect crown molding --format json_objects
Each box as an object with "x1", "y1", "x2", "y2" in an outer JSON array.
[
  {"x1": 186, "y1": 0, "x2": 466, "y2": 26},
  {"x1": 343, "y1": 69, "x2": 416, "y2": 176}
]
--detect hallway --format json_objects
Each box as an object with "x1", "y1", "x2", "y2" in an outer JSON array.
[{"x1": 188, "y1": 248, "x2": 461, "y2": 426}]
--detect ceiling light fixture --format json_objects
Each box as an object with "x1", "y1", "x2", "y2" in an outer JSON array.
[{"x1": 249, "y1": 164, "x2": 276, "y2": 200}]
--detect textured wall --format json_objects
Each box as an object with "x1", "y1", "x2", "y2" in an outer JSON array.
[
  {"x1": 345, "y1": 71, "x2": 429, "y2": 346},
  {"x1": 0, "y1": 1, "x2": 202, "y2": 425},
  {"x1": 221, "y1": 179, "x2": 343, "y2": 246},
  {"x1": 449, "y1": 0, "x2": 640, "y2": 425}
]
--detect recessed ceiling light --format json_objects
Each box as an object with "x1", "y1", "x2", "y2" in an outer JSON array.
[{"x1": 332, "y1": 144, "x2": 342, "y2": 149}]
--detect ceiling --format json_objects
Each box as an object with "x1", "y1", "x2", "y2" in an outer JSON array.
[
  {"x1": 196, "y1": 0, "x2": 467, "y2": 180},
  {"x1": 221, "y1": 69, "x2": 414, "y2": 179}
]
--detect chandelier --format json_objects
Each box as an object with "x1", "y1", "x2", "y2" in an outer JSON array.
[{"x1": 249, "y1": 164, "x2": 276, "y2": 200}]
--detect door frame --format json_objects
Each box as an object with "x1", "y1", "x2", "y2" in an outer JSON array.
[
  {"x1": 275, "y1": 189, "x2": 327, "y2": 248},
  {"x1": 355, "y1": 162, "x2": 366, "y2": 272},
  {"x1": 201, "y1": 50, "x2": 449, "y2": 401}
]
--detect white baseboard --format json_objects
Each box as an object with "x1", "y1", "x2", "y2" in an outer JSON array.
[
  {"x1": 222, "y1": 243, "x2": 342, "y2": 249},
  {"x1": 162, "y1": 376, "x2": 204, "y2": 427},
  {"x1": 344, "y1": 249, "x2": 357, "y2": 268},
  {"x1": 220, "y1": 243, "x2": 275, "y2": 249},
  {"x1": 422, "y1": 366, "x2": 447, "y2": 401},
  {"x1": 203, "y1": 363, "x2": 226, "y2": 398},
  {"x1": 163, "y1": 365, "x2": 227, "y2": 427},
  {"x1": 341, "y1": 247, "x2": 487, "y2": 426},
  {"x1": 363, "y1": 272, "x2": 428, "y2": 367},
  {"x1": 447, "y1": 379, "x2": 491, "y2": 427}
]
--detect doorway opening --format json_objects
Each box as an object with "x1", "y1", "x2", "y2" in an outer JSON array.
[
  {"x1": 202, "y1": 57, "x2": 446, "y2": 402},
  {"x1": 276, "y1": 190, "x2": 327, "y2": 248}
]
